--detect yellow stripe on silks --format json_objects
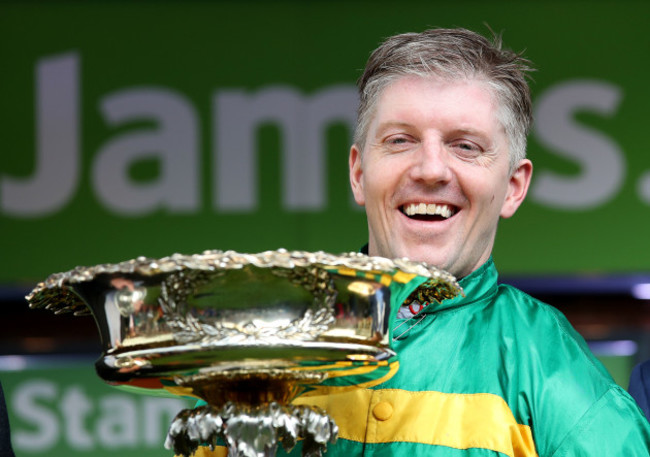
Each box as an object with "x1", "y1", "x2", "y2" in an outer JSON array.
[
  {"x1": 290, "y1": 360, "x2": 397, "y2": 383},
  {"x1": 293, "y1": 388, "x2": 538, "y2": 457},
  {"x1": 334, "y1": 267, "x2": 357, "y2": 277},
  {"x1": 289, "y1": 360, "x2": 376, "y2": 373},
  {"x1": 295, "y1": 360, "x2": 386, "y2": 377},
  {"x1": 392, "y1": 271, "x2": 417, "y2": 284},
  {"x1": 300, "y1": 360, "x2": 400, "y2": 398},
  {"x1": 326, "y1": 266, "x2": 416, "y2": 286},
  {"x1": 379, "y1": 274, "x2": 393, "y2": 286},
  {"x1": 162, "y1": 384, "x2": 202, "y2": 399},
  {"x1": 352, "y1": 360, "x2": 399, "y2": 389}
]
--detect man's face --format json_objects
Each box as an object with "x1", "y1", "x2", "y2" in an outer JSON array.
[{"x1": 350, "y1": 75, "x2": 532, "y2": 279}]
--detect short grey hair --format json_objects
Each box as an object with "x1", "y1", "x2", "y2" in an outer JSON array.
[{"x1": 354, "y1": 28, "x2": 534, "y2": 171}]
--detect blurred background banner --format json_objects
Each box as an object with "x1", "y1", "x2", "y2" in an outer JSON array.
[
  {"x1": 2, "y1": 0, "x2": 650, "y2": 284},
  {"x1": 0, "y1": 357, "x2": 193, "y2": 457},
  {"x1": 2, "y1": 1, "x2": 650, "y2": 456}
]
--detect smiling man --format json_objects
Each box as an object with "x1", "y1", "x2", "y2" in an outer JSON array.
[
  {"x1": 350, "y1": 75, "x2": 531, "y2": 280},
  {"x1": 333, "y1": 27, "x2": 650, "y2": 457},
  {"x1": 188, "y1": 28, "x2": 650, "y2": 457}
]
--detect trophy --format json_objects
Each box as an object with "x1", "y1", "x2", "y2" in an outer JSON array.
[{"x1": 27, "y1": 249, "x2": 461, "y2": 457}]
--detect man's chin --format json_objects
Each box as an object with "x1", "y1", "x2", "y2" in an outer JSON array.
[
  {"x1": 390, "y1": 248, "x2": 449, "y2": 271},
  {"x1": 368, "y1": 243, "x2": 451, "y2": 271}
]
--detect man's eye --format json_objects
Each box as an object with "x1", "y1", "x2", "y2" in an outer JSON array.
[
  {"x1": 383, "y1": 134, "x2": 417, "y2": 152},
  {"x1": 451, "y1": 141, "x2": 482, "y2": 155},
  {"x1": 455, "y1": 142, "x2": 479, "y2": 150}
]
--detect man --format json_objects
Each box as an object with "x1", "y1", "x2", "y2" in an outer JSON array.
[{"x1": 192, "y1": 28, "x2": 650, "y2": 456}]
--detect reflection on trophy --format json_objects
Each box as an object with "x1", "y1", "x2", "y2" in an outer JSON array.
[{"x1": 27, "y1": 249, "x2": 461, "y2": 457}]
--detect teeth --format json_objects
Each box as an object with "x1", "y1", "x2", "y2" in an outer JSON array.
[{"x1": 403, "y1": 203, "x2": 454, "y2": 218}]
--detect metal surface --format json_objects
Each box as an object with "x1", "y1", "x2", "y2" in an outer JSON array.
[{"x1": 27, "y1": 249, "x2": 461, "y2": 456}]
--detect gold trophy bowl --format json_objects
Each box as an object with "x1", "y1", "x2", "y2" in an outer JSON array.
[{"x1": 27, "y1": 249, "x2": 461, "y2": 457}]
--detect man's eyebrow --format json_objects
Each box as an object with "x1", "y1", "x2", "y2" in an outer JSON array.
[
  {"x1": 373, "y1": 121, "x2": 414, "y2": 135},
  {"x1": 451, "y1": 127, "x2": 488, "y2": 138}
]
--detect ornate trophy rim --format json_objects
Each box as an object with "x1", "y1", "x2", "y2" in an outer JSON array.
[{"x1": 26, "y1": 248, "x2": 462, "y2": 316}]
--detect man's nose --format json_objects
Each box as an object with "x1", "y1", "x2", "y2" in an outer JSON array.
[{"x1": 408, "y1": 141, "x2": 453, "y2": 184}]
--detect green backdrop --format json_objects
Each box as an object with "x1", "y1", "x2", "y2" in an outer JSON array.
[
  {"x1": 1, "y1": 360, "x2": 194, "y2": 457},
  {"x1": 2, "y1": 0, "x2": 650, "y2": 285}
]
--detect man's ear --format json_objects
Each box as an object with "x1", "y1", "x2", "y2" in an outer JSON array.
[
  {"x1": 500, "y1": 159, "x2": 533, "y2": 219},
  {"x1": 349, "y1": 144, "x2": 366, "y2": 206}
]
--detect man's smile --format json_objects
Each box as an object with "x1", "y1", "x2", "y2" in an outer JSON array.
[{"x1": 400, "y1": 202, "x2": 457, "y2": 221}]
